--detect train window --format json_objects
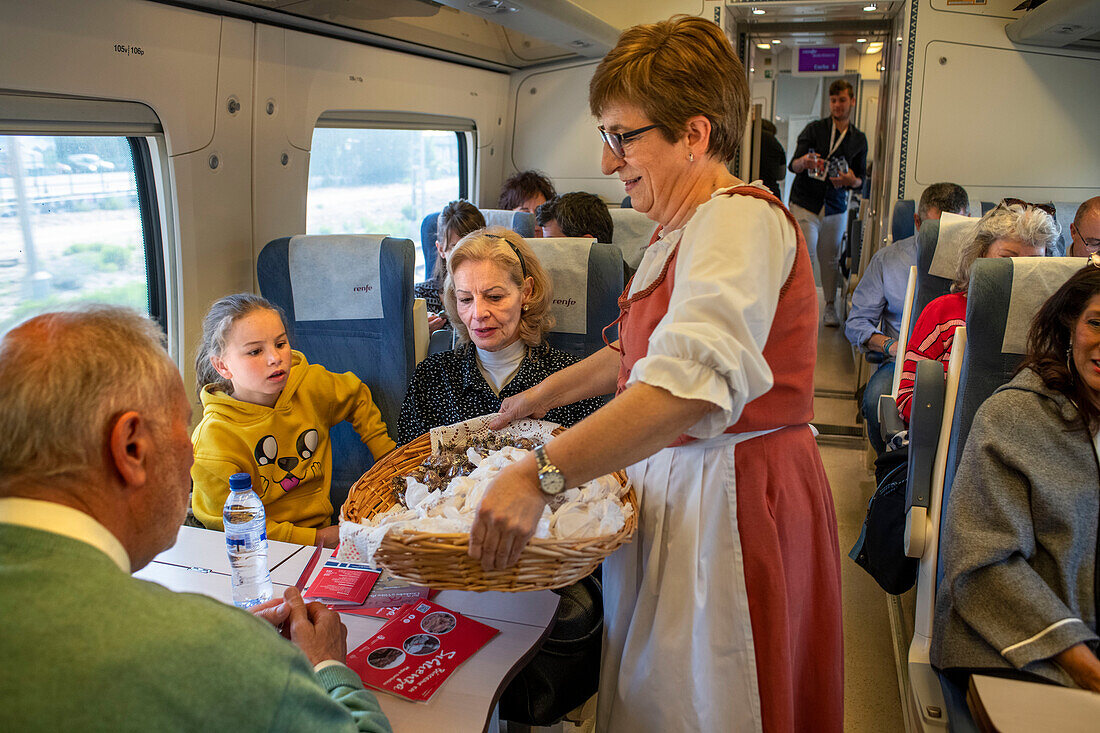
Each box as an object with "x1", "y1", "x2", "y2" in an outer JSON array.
[
  {"x1": 0, "y1": 133, "x2": 164, "y2": 339},
  {"x1": 307, "y1": 115, "x2": 474, "y2": 281}
]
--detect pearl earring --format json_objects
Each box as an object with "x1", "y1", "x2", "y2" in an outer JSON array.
[{"x1": 688, "y1": 152, "x2": 695, "y2": 163}]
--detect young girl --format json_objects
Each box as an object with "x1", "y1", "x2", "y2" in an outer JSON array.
[{"x1": 190, "y1": 293, "x2": 396, "y2": 547}]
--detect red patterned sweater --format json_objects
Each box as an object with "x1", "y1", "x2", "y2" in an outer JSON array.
[{"x1": 896, "y1": 291, "x2": 968, "y2": 422}]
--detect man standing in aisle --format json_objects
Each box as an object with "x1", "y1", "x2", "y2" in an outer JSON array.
[{"x1": 788, "y1": 79, "x2": 868, "y2": 327}]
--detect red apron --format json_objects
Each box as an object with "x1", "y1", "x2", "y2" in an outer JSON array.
[{"x1": 596, "y1": 185, "x2": 844, "y2": 733}]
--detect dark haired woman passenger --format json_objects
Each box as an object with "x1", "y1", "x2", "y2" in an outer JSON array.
[
  {"x1": 415, "y1": 200, "x2": 485, "y2": 332},
  {"x1": 933, "y1": 256, "x2": 1100, "y2": 692}
]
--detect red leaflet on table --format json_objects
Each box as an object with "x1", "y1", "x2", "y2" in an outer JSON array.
[
  {"x1": 339, "y1": 589, "x2": 440, "y2": 618},
  {"x1": 345, "y1": 600, "x2": 499, "y2": 702},
  {"x1": 302, "y1": 559, "x2": 380, "y2": 606}
]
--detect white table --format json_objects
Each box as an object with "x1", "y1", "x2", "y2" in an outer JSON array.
[{"x1": 136, "y1": 525, "x2": 560, "y2": 733}]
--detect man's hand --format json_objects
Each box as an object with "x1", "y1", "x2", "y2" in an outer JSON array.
[
  {"x1": 249, "y1": 596, "x2": 291, "y2": 628},
  {"x1": 468, "y1": 455, "x2": 548, "y2": 570},
  {"x1": 282, "y1": 587, "x2": 349, "y2": 666},
  {"x1": 829, "y1": 168, "x2": 859, "y2": 189},
  {"x1": 427, "y1": 313, "x2": 446, "y2": 332},
  {"x1": 315, "y1": 525, "x2": 340, "y2": 548}
]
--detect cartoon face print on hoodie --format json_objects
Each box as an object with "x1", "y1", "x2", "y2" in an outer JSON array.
[{"x1": 252, "y1": 427, "x2": 322, "y2": 494}]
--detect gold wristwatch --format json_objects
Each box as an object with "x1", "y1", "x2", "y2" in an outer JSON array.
[{"x1": 534, "y1": 444, "x2": 565, "y2": 496}]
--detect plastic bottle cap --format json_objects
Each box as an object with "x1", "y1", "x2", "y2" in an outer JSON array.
[{"x1": 229, "y1": 472, "x2": 252, "y2": 491}]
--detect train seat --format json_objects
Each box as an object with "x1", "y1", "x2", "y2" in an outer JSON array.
[
  {"x1": 526, "y1": 236, "x2": 624, "y2": 360},
  {"x1": 904, "y1": 257, "x2": 1083, "y2": 731},
  {"x1": 419, "y1": 211, "x2": 441, "y2": 278},
  {"x1": 877, "y1": 213, "x2": 980, "y2": 441},
  {"x1": 608, "y1": 207, "x2": 658, "y2": 271},
  {"x1": 419, "y1": 209, "x2": 537, "y2": 278},
  {"x1": 892, "y1": 199, "x2": 916, "y2": 242},
  {"x1": 257, "y1": 234, "x2": 417, "y2": 508},
  {"x1": 981, "y1": 200, "x2": 1081, "y2": 257},
  {"x1": 482, "y1": 209, "x2": 536, "y2": 237}
]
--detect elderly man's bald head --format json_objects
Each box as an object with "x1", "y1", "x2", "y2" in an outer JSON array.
[
  {"x1": 0, "y1": 307, "x2": 181, "y2": 486},
  {"x1": 1071, "y1": 197, "x2": 1100, "y2": 258}
]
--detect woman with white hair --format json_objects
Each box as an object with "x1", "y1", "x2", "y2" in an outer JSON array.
[{"x1": 896, "y1": 200, "x2": 1061, "y2": 421}]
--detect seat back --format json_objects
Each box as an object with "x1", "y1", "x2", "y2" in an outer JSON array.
[
  {"x1": 526, "y1": 237, "x2": 625, "y2": 360},
  {"x1": 257, "y1": 235, "x2": 415, "y2": 502},
  {"x1": 906, "y1": 256, "x2": 1083, "y2": 729},
  {"x1": 420, "y1": 211, "x2": 440, "y2": 278},
  {"x1": 481, "y1": 209, "x2": 536, "y2": 238},
  {"x1": 891, "y1": 199, "x2": 915, "y2": 242},
  {"x1": 980, "y1": 200, "x2": 1078, "y2": 257},
  {"x1": 608, "y1": 207, "x2": 658, "y2": 271},
  {"x1": 942, "y1": 256, "x2": 1083, "y2": 532},
  {"x1": 908, "y1": 213, "x2": 982, "y2": 343}
]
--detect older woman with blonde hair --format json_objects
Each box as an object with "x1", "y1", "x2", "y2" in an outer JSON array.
[
  {"x1": 896, "y1": 200, "x2": 1061, "y2": 421},
  {"x1": 396, "y1": 227, "x2": 601, "y2": 443},
  {"x1": 471, "y1": 16, "x2": 842, "y2": 733}
]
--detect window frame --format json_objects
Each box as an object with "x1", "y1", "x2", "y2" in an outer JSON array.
[{"x1": 0, "y1": 93, "x2": 170, "y2": 334}]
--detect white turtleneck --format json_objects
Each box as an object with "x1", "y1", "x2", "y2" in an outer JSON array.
[{"x1": 475, "y1": 338, "x2": 527, "y2": 395}]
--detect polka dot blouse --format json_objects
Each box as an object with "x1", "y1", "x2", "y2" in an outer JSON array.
[{"x1": 397, "y1": 341, "x2": 604, "y2": 445}]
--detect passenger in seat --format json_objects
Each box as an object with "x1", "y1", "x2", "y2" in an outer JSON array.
[
  {"x1": 415, "y1": 200, "x2": 485, "y2": 332},
  {"x1": 896, "y1": 201, "x2": 1060, "y2": 421},
  {"x1": 190, "y1": 293, "x2": 396, "y2": 547},
  {"x1": 846, "y1": 182, "x2": 969, "y2": 452},
  {"x1": 535, "y1": 191, "x2": 614, "y2": 244},
  {"x1": 397, "y1": 227, "x2": 600, "y2": 444},
  {"x1": 498, "y1": 170, "x2": 556, "y2": 233},
  {"x1": 933, "y1": 258, "x2": 1100, "y2": 691},
  {"x1": 1069, "y1": 197, "x2": 1100, "y2": 258}
]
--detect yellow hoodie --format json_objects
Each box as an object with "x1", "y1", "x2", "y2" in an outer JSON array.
[{"x1": 191, "y1": 351, "x2": 396, "y2": 545}]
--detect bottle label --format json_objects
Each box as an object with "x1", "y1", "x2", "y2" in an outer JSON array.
[{"x1": 226, "y1": 527, "x2": 267, "y2": 553}]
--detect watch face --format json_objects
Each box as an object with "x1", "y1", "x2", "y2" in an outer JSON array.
[{"x1": 540, "y1": 468, "x2": 565, "y2": 495}]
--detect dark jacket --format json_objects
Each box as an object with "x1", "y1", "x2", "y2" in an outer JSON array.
[
  {"x1": 788, "y1": 117, "x2": 867, "y2": 215},
  {"x1": 397, "y1": 341, "x2": 602, "y2": 444},
  {"x1": 932, "y1": 369, "x2": 1100, "y2": 685}
]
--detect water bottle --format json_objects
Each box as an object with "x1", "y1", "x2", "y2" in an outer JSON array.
[{"x1": 224, "y1": 472, "x2": 273, "y2": 608}]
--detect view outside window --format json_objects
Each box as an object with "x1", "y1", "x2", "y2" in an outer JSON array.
[
  {"x1": 0, "y1": 135, "x2": 149, "y2": 338},
  {"x1": 306, "y1": 128, "x2": 461, "y2": 281}
]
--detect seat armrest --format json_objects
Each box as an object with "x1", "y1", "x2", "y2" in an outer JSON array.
[
  {"x1": 878, "y1": 393, "x2": 905, "y2": 442},
  {"x1": 413, "y1": 298, "x2": 427, "y2": 364},
  {"x1": 903, "y1": 359, "x2": 946, "y2": 557}
]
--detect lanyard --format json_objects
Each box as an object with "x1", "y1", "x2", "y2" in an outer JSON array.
[{"x1": 827, "y1": 123, "x2": 848, "y2": 159}]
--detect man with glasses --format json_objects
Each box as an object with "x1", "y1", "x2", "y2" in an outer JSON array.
[
  {"x1": 1069, "y1": 198, "x2": 1100, "y2": 258},
  {"x1": 788, "y1": 79, "x2": 868, "y2": 327}
]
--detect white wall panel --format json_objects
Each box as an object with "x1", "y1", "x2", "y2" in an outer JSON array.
[
  {"x1": 890, "y1": 0, "x2": 1100, "y2": 207},
  {"x1": 509, "y1": 61, "x2": 626, "y2": 204},
  {"x1": 251, "y1": 25, "x2": 510, "y2": 252},
  {"x1": 914, "y1": 42, "x2": 1098, "y2": 193},
  {"x1": 0, "y1": 0, "x2": 221, "y2": 156}
]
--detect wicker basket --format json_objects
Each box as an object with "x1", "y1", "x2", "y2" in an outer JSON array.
[{"x1": 340, "y1": 431, "x2": 637, "y2": 592}]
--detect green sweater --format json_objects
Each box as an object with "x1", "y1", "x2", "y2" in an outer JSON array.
[{"x1": 0, "y1": 524, "x2": 392, "y2": 732}]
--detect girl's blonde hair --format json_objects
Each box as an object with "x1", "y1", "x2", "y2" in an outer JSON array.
[
  {"x1": 194, "y1": 293, "x2": 287, "y2": 397},
  {"x1": 442, "y1": 227, "x2": 554, "y2": 347}
]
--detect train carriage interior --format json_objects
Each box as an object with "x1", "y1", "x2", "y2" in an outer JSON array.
[{"x1": 2, "y1": 0, "x2": 1099, "y2": 731}]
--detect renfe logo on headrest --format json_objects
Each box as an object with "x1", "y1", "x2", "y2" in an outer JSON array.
[
  {"x1": 552, "y1": 298, "x2": 577, "y2": 308},
  {"x1": 353, "y1": 285, "x2": 374, "y2": 293}
]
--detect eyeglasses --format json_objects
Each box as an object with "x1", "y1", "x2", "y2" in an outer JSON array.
[
  {"x1": 1072, "y1": 224, "x2": 1100, "y2": 255},
  {"x1": 598, "y1": 123, "x2": 661, "y2": 158},
  {"x1": 1000, "y1": 198, "x2": 1056, "y2": 218}
]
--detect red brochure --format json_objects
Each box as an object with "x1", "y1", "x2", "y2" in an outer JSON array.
[
  {"x1": 339, "y1": 589, "x2": 440, "y2": 618},
  {"x1": 345, "y1": 600, "x2": 499, "y2": 702},
  {"x1": 303, "y1": 559, "x2": 380, "y2": 606}
]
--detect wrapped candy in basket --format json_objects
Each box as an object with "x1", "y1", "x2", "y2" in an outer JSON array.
[{"x1": 338, "y1": 416, "x2": 637, "y2": 592}]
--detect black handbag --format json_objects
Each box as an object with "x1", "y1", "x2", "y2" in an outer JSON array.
[
  {"x1": 850, "y1": 446, "x2": 919, "y2": 595},
  {"x1": 498, "y1": 573, "x2": 603, "y2": 725}
]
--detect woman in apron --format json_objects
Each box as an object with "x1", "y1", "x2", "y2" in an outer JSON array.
[{"x1": 469, "y1": 16, "x2": 843, "y2": 732}]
